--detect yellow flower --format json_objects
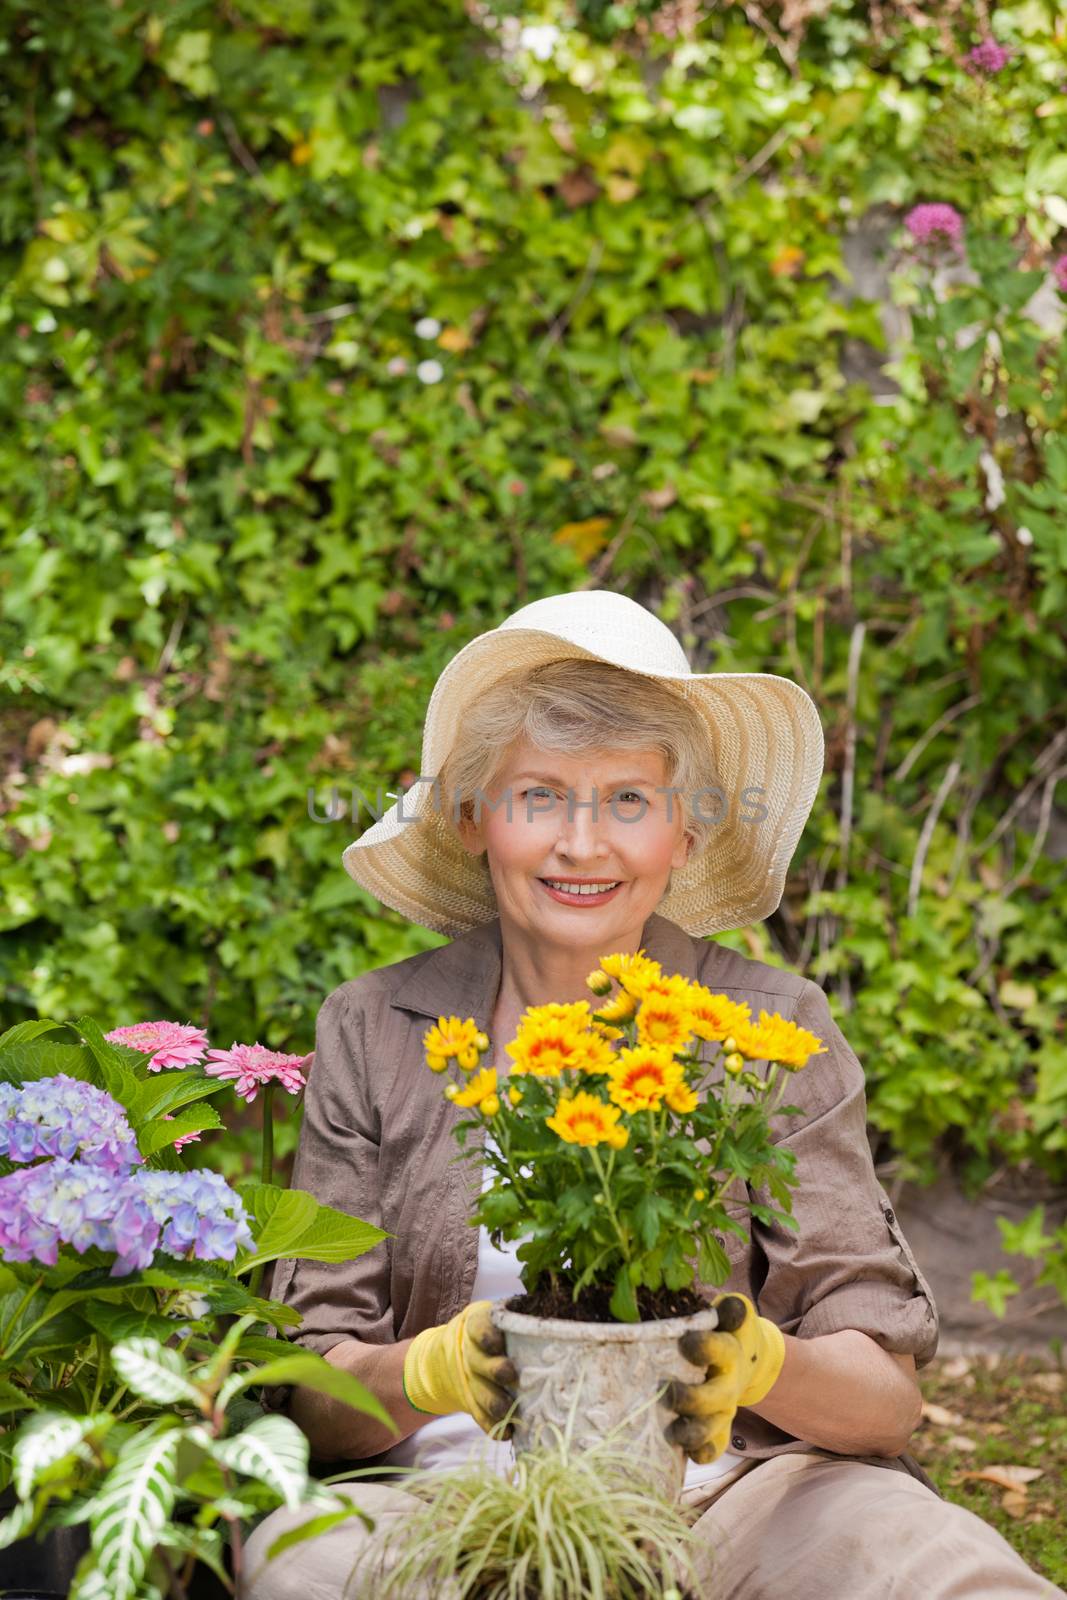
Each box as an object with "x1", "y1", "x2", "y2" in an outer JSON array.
[
  {"x1": 635, "y1": 983, "x2": 696, "y2": 1053},
  {"x1": 688, "y1": 987, "x2": 753, "y2": 1044},
  {"x1": 450, "y1": 1067, "x2": 499, "y2": 1110},
  {"x1": 694, "y1": 1187, "x2": 707, "y2": 1201},
  {"x1": 481, "y1": 1093, "x2": 501, "y2": 1117},
  {"x1": 423, "y1": 1015, "x2": 484, "y2": 1073},
  {"x1": 665, "y1": 1082, "x2": 699, "y2": 1115},
  {"x1": 591, "y1": 1019, "x2": 626, "y2": 1043},
  {"x1": 586, "y1": 969, "x2": 613, "y2": 997},
  {"x1": 731, "y1": 1011, "x2": 827, "y2": 1070},
  {"x1": 595, "y1": 988, "x2": 637, "y2": 1024},
  {"x1": 606, "y1": 1046, "x2": 686, "y2": 1113},
  {"x1": 546, "y1": 1090, "x2": 628, "y2": 1149},
  {"x1": 506, "y1": 1002, "x2": 605, "y2": 1078},
  {"x1": 598, "y1": 950, "x2": 663, "y2": 990},
  {"x1": 507, "y1": 1085, "x2": 523, "y2": 1106}
]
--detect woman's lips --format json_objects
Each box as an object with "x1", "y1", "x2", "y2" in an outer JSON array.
[{"x1": 538, "y1": 879, "x2": 624, "y2": 907}]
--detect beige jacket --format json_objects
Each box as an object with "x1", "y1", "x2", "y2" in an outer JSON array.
[{"x1": 271, "y1": 913, "x2": 940, "y2": 1486}]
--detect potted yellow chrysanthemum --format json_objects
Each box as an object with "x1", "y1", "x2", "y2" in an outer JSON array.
[{"x1": 422, "y1": 949, "x2": 825, "y2": 1494}]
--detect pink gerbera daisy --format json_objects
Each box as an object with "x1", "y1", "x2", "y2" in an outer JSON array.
[
  {"x1": 203, "y1": 1043, "x2": 311, "y2": 1104},
  {"x1": 1053, "y1": 254, "x2": 1067, "y2": 294},
  {"x1": 105, "y1": 1021, "x2": 209, "y2": 1072}
]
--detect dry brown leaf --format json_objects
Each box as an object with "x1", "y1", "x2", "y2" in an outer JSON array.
[
  {"x1": 984, "y1": 1421, "x2": 1007, "y2": 1435},
  {"x1": 946, "y1": 1435, "x2": 978, "y2": 1452},
  {"x1": 921, "y1": 1401, "x2": 962, "y2": 1427},
  {"x1": 1000, "y1": 1491, "x2": 1029, "y2": 1520},
  {"x1": 936, "y1": 1355, "x2": 972, "y2": 1380},
  {"x1": 1032, "y1": 1372, "x2": 1064, "y2": 1394},
  {"x1": 959, "y1": 1465, "x2": 1043, "y2": 1492}
]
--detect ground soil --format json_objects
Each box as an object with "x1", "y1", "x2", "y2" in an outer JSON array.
[
  {"x1": 506, "y1": 1281, "x2": 710, "y2": 1321},
  {"x1": 917, "y1": 1350, "x2": 1066, "y2": 1587}
]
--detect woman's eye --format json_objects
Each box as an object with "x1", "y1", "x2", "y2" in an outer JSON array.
[
  {"x1": 615, "y1": 790, "x2": 644, "y2": 804},
  {"x1": 523, "y1": 787, "x2": 554, "y2": 800}
]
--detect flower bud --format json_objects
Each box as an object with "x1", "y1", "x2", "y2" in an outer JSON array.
[
  {"x1": 475, "y1": 1032, "x2": 490, "y2": 1053},
  {"x1": 507, "y1": 1085, "x2": 523, "y2": 1106},
  {"x1": 694, "y1": 1188, "x2": 706, "y2": 1202},
  {"x1": 444, "y1": 1084, "x2": 458, "y2": 1099},
  {"x1": 724, "y1": 1052, "x2": 744, "y2": 1075},
  {"x1": 586, "y1": 969, "x2": 613, "y2": 996},
  {"x1": 457, "y1": 1047, "x2": 479, "y2": 1071},
  {"x1": 722, "y1": 1035, "x2": 737, "y2": 1055},
  {"x1": 426, "y1": 1053, "x2": 448, "y2": 1073},
  {"x1": 481, "y1": 1094, "x2": 501, "y2": 1117}
]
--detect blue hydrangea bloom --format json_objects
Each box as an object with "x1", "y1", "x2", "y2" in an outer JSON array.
[
  {"x1": 0, "y1": 1159, "x2": 254, "y2": 1276},
  {"x1": 0, "y1": 1076, "x2": 142, "y2": 1172}
]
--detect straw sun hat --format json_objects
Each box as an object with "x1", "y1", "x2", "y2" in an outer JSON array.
[{"x1": 342, "y1": 589, "x2": 825, "y2": 938}]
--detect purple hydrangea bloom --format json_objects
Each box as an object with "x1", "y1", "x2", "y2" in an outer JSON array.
[
  {"x1": 0, "y1": 1076, "x2": 142, "y2": 1172},
  {"x1": 0, "y1": 1160, "x2": 254, "y2": 1277}
]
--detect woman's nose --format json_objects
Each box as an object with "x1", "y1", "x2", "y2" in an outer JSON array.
[{"x1": 553, "y1": 796, "x2": 610, "y2": 857}]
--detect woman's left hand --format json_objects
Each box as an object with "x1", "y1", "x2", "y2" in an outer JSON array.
[{"x1": 664, "y1": 1293, "x2": 786, "y2": 1464}]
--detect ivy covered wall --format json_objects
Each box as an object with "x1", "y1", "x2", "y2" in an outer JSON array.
[{"x1": 1, "y1": 1, "x2": 1065, "y2": 1204}]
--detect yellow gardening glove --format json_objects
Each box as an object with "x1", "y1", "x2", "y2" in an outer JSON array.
[
  {"x1": 664, "y1": 1293, "x2": 786, "y2": 1465},
  {"x1": 402, "y1": 1300, "x2": 518, "y2": 1435}
]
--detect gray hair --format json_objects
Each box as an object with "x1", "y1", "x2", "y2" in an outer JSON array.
[{"x1": 438, "y1": 657, "x2": 719, "y2": 871}]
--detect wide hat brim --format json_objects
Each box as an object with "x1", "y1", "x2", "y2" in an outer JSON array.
[{"x1": 342, "y1": 619, "x2": 824, "y2": 938}]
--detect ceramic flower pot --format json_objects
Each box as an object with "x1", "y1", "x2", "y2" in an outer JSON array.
[{"x1": 492, "y1": 1301, "x2": 719, "y2": 1498}]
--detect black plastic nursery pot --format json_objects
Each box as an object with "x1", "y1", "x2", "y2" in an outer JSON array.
[{"x1": 0, "y1": 1516, "x2": 88, "y2": 1599}]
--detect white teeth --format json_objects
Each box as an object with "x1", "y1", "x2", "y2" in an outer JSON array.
[{"x1": 543, "y1": 880, "x2": 620, "y2": 896}]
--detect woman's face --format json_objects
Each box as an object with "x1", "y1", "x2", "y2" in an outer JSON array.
[{"x1": 458, "y1": 737, "x2": 692, "y2": 948}]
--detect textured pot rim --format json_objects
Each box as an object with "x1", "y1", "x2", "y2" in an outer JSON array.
[{"x1": 492, "y1": 1301, "x2": 719, "y2": 1342}]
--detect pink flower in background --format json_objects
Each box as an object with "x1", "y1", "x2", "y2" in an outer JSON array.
[
  {"x1": 105, "y1": 1021, "x2": 209, "y2": 1072},
  {"x1": 203, "y1": 1043, "x2": 311, "y2": 1104},
  {"x1": 162, "y1": 1113, "x2": 202, "y2": 1151},
  {"x1": 903, "y1": 203, "x2": 965, "y2": 249},
  {"x1": 965, "y1": 39, "x2": 1013, "y2": 74},
  {"x1": 1053, "y1": 255, "x2": 1067, "y2": 293}
]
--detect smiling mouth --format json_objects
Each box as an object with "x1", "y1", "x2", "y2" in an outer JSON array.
[{"x1": 539, "y1": 878, "x2": 623, "y2": 900}]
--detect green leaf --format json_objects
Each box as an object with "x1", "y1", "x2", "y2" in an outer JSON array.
[
  {"x1": 609, "y1": 1268, "x2": 639, "y2": 1323},
  {"x1": 0, "y1": 1020, "x2": 66, "y2": 1052},
  {"x1": 73, "y1": 1017, "x2": 141, "y2": 1107},
  {"x1": 109, "y1": 1339, "x2": 202, "y2": 1406},
  {"x1": 137, "y1": 1102, "x2": 223, "y2": 1157},
  {"x1": 91, "y1": 1421, "x2": 182, "y2": 1600},
  {"x1": 235, "y1": 1184, "x2": 387, "y2": 1272},
  {"x1": 13, "y1": 1412, "x2": 105, "y2": 1498},
  {"x1": 204, "y1": 1413, "x2": 310, "y2": 1508},
  {"x1": 266, "y1": 1499, "x2": 373, "y2": 1561},
  {"x1": 0, "y1": 1379, "x2": 36, "y2": 1416},
  {"x1": 0, "y1": 1494, "x2": 37, "y2": 1550},
  {"x1": 217, "y1": 1351, "x2": 392, "y2": 1429},
  {"x1": 970, "y1": 1268, "x2": 1019, "y2": 1319}
]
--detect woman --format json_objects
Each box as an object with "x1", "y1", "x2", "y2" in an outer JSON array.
[{"x1": 247, "y1": 591, "x2": 1062, "y2": 1600}]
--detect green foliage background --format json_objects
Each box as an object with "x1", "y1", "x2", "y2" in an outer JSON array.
[{"x1": 1, "y1": 0, "x2": 1065, "y2": 1211}]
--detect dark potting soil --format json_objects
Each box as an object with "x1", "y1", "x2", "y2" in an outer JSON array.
[{"x1": 506, "y1": 1280, "x2": 710, "y2": 1322}]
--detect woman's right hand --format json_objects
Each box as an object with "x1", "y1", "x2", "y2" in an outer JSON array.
[{"x1": 402, "y1": 1300, "x2": 518, "y2": 1434}]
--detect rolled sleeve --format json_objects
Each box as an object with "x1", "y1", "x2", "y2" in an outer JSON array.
[
  {"x1": 267, "y1": 985, "x2": 394, "y2": 1356},
  {"x1": 753, "y1": 979, "x2": 939, "y2": 1370}
]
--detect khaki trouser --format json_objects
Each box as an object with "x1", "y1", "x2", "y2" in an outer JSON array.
[{"x1": 243, "y1": 1451, "x2": 1066, "y2": 1600}]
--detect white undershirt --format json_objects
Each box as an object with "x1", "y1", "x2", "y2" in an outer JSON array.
[{"x1": 379, "y1": 1152, "x2": 744, "y2": 1488}]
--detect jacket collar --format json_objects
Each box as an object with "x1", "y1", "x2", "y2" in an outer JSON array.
[{"x1": 389, "y1": 911, "x2": 711, "y2": 1030}]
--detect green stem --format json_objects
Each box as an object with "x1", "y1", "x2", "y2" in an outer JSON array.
[
  {"x1": 259, "y1": 1083, "x2": 275, "y2": 1187},
  {"x1": 247, "y1": 1086, "x2": 277, "y2": 1300},
  {"x1": 588, "y1": 1146, "x2": 630, "y2": 1264}
]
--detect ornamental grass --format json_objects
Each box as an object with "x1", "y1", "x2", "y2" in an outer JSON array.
[{"x1": 368, "y1": 1422, "x2": 707, "y2": 1600}]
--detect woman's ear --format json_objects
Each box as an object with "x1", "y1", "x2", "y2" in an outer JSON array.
[
  {"x1": 455, "y1": 810, "x2": 486, "y2": 858},
  {"x1": 671, "y1": 826, "x2": 695, "y2": 872}
]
